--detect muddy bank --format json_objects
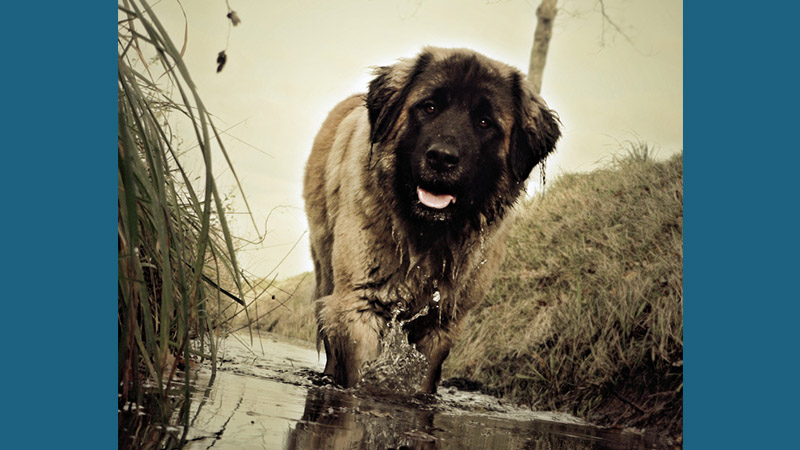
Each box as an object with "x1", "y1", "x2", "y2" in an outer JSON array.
[{"x1": 162, "y1": 331, "x2": 674, "y2": 449}]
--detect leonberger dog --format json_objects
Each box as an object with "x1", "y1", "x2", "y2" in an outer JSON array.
[{"x1": 303, "y1": 47, "x2": 561, "y2": 393}]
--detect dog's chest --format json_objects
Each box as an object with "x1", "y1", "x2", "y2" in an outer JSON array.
[{"x1": 367, "y1": 242, "x2": 472, "y2": 320}]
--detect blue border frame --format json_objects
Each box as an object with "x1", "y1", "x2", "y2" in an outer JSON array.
[
  {"x1": 685, "y1": 2, "x2": 798, "y2": 449},
  {"x1": 2, "y1": 3, "x2": 116, "y2": 448}
]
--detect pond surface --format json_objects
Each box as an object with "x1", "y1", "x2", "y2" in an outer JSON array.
[{"x1": 178, "y1": 331, "x2": 670, "y2": 450}]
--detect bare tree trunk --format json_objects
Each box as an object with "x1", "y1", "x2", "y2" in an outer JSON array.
[{"x1": 528, "y1": 0, "x2": 558, "y2": 94}]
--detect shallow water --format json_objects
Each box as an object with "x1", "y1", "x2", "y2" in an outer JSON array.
[{"x1": 177, "y1": 331, "x2": 670, "y2": 450}]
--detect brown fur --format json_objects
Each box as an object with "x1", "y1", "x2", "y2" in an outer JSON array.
[{"x1": 303, "y1": 47, "x2": 560, "y2": 392}]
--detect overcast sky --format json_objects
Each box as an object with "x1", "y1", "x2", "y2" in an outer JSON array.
[{"x1": 152, "y1": 0, "x2": 682, "y2": 280}]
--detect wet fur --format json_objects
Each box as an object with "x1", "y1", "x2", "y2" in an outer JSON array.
[{"x1": 303, "y1": 47, "x2": 560, "y2": 392}]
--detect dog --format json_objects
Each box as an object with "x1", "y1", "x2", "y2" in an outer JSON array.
[{"x1": 303, "y1": 47, "x2": 560, "y2": 393}]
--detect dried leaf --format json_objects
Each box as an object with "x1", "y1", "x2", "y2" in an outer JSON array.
[
  {"x1": 227, "y1": 11, "x2": 241, "y2": 26},
  {"x1": 216, "y1": 50, "x2": 227, "y2": 73}
]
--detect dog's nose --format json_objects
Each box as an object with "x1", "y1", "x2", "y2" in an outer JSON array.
[{"x1": 425, "y1": 145, "x2": 460, "y2": 172}]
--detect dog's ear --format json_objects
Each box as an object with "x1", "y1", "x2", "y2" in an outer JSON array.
[
  {"x1": 366, "y1": 66, "x2": 399, "y2": 144},
  {"x1": 509, "y1": 74, "x2": 561, "y2": 183},
  {"x1": 366, "y1": 51, "x2": 432, "y2": 144}
]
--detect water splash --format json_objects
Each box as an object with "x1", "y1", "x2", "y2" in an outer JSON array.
[{"x1": 357, "y1": 309, "x2": 429, "y2": 395}]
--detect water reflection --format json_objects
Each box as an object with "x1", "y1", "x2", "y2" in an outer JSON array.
[
  {"x1": 285, "y1": 384, "x2": 658, "y2": 450},
  {"x1": 168, "y1": 332, "x2": 668, "y2": 450},
  {"x1": 287, "y1": 387, "x2": 437, "y2": 449}
]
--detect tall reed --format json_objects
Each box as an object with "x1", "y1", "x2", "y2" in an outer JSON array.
[{"x1": 118, "y1": 1, "x2": 250, "y2": 447}]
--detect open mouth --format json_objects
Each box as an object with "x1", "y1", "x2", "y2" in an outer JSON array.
[{"x1": 417, "y1": 186, "x2": 456, "y2": 210}]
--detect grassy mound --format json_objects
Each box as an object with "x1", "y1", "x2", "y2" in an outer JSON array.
[
  {"x1": 445, "y1": 148, "x2": 683, "y2": 436},
  {"x1": 237, "y1": 272, "x2": 318, "y2": 342}
]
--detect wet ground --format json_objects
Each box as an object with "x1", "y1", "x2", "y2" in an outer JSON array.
[{"x1": 175, "y1": 331, "x2": 670, "y2": 449}]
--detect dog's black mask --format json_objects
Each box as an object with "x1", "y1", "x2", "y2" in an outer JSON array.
[{"x1": 366, "y1": 50, "x2": 561, "y2": 235}]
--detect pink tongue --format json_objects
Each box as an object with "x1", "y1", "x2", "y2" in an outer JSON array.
[{"x1": 417, "y1": 187, "x2": 455, "y2": 209}]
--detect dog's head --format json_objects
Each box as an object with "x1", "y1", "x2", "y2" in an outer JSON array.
[{"x1": 367, "y1": 47, "x2": 561, "y2": 227}]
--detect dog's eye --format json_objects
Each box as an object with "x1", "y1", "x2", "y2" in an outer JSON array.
[
  {"x1": 477, "y1": 118, "x2": 493, "y2": 129},
  {"x1": 422, "y1": 101, "x2": 437, "y2": 114}
]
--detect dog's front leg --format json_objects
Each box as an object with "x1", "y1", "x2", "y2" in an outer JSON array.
[
  {"x1": 316, "y1": 293, "x2": 386, "y2": 388},
  {"x1": 411, "y1": 325, "x2": 456, "y2": 394}
]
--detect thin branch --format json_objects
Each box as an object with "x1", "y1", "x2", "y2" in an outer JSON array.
[{"x1": 597, "y1": 0, "x2": 648, "y2": 55}]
